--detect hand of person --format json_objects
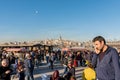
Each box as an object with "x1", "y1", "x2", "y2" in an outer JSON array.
[
  {"x1": 94, "y1": 48, "x2": 100, "y2": 54},
  {"x1": 5, "y1": 70, "x2": 11, "y2": 74}
]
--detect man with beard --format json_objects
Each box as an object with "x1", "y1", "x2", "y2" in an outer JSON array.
[{"x1": 92, "y1": 36, "x2": 120, "y2": 80}]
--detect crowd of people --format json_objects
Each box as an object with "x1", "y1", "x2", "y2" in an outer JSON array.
[
  {"x1": 0, "y1": 36, "x2": 120, "y2": 80},
  {"x1": 0, "y1": 45, "x2": 92, "y2": 80}
]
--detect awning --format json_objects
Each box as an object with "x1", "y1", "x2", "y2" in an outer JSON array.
[
  {"x1": 62, "y1": 48, "x2": 69, "y2": 51},
  {"x1": 5, "y1": 48, "x2": 26, "y2": 52},
  {"x1": 69, "y1": 47, "x2": 87, "y2": 51}
]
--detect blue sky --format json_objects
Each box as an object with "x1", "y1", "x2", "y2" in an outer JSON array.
[{"x1": 0, "y1": 0, "x2": 120, "y2": 42}]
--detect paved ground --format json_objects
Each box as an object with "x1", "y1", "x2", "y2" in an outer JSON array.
[{"x1": 12, "y1": 61, "x2": 85, "y2": 80}]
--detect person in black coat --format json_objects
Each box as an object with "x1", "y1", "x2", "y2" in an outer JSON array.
[{"x1": 0, "y1": 59, "x2": 12, "y2": 80}]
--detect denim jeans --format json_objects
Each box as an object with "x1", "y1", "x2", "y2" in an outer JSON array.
[
  {"x1": 63, "y1": 66, "x2": 68, "y2": 75},
  {"x1": 46, "y1": 56, "x2": 49, "y2": 63}
]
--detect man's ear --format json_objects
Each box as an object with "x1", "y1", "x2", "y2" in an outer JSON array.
[{"x1": 101, "y1": 41, "x2": 104, "y2": 45}]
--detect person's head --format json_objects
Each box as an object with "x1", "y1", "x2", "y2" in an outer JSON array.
[
  {"x1": 65, "y1": 54, "x2": 68, "y2": 58},
  {"x1": 2, "y1": 55, "x2": 6, "y2": 59},
  {"x1": 1, "y1": 59, "x2": 9, "y2": 67},
  {"x1": 77, "y1": 52, "x2": 80, "y2": 55},
  {"x1": 65, "y1": 72, "x2": 72, "y2": 80},
  {"x1": 68, "y1": 61, "x2": 72, "y2": 68},
  {"x1": 92, "y1": 36, "x2": 106, "y2": 51},
  {"x1": 52, "y1": 70, "x2": 59, "y2": 79},
  {"x1": 70, "y1": 76, "x2": 76, "y2": 80},
  {"x1": 18, "y1": 59, "x2": 23, "y2": 65},
  {"x1": 25, "y1": 53, "x2": 31, "y2": 59},
  {"x1": 85, "y1": 60, "x2": 93, "y2": 68}
]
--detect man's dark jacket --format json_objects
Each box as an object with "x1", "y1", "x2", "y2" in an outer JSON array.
[
  {"x1": 0, "y1": 66, "x2": 12, "y2": 80},
  {"x1": 92, "y1": 46, "x2": 120, "y2": 80}
]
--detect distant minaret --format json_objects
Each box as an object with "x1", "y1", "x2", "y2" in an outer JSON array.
[{"x1": 59, "y1": 35, "x2": 62, "y2": 41}]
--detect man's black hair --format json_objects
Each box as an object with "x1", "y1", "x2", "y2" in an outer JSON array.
[{"x1": 92, "y1": 36, "x2": 106, "y2": 44}]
